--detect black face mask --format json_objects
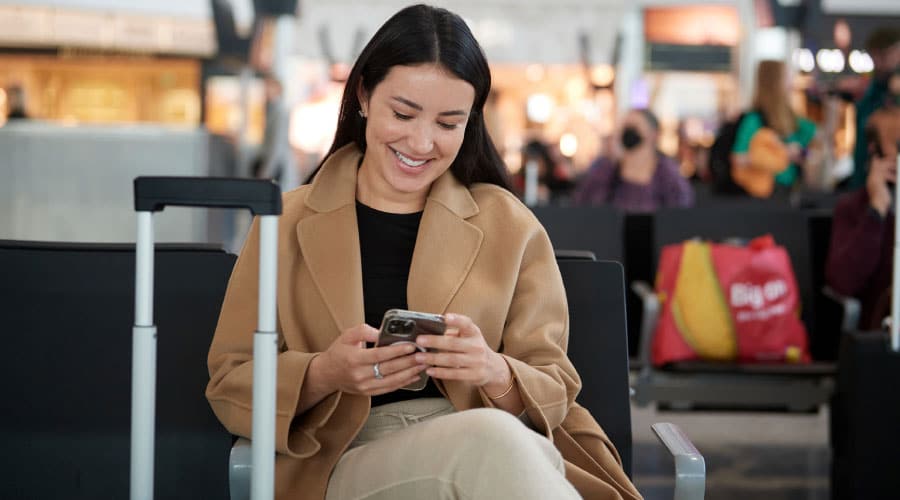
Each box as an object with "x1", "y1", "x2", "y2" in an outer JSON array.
[{"x1": 621, "y1": 127, "x2": 643, "y2": 150}]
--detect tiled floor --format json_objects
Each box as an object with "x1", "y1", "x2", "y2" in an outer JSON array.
[{"x1": 630, "y1": 403, "x2": 831, "y2": 499}]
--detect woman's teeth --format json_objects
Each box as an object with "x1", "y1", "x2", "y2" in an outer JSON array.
[{"x1": 395, "y1": 150, "x2": 427, "y2": 167}]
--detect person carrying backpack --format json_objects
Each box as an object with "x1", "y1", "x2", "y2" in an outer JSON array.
[
  {"x1": 708, "y1": 111, "x2": 755, "y2": 195},
  {"x1": 730, "y1": 60, "x2": 816, "y2": 198}
]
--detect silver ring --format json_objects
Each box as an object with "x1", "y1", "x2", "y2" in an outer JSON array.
[{"x1": 373, "y1": 363, "x2": 384, "y2": 380}]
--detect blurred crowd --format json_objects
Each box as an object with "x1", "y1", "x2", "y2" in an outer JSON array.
[{"x1": 510, "y1": 27, "x2": 900, "y2": 216}]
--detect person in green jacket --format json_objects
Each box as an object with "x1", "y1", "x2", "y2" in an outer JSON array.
[
  {"x1": 732, "y1": 60, "x2": 816, "y2": 192},
  {"x1": 849, "y1": 27, "x2": 900, "y2": 189}
]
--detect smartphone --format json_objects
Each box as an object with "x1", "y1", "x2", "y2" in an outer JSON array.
[{"x1": 375, "y1": 309, "x2": 446, "y2": 391}]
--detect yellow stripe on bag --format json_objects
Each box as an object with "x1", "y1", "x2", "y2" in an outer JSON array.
[{"x1": 670, "y1": 241, "x2": 737, "y2": 360}]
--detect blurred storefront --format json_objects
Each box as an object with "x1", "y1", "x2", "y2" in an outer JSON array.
[
  {"x1": 0, "y1": 53, "x2": 202, "y2": 125},
  {"x1": 0, "y1": 0, "x2": 215, "y2": 126}
]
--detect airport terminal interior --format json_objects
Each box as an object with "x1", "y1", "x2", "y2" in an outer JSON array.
[{"x1": 2, "y1": 0, "x2": 899, "y2": 499}]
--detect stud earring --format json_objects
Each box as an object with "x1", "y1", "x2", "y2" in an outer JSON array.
[{"x1": 358, "y1": 109, "x2": 366, "y2": 118}]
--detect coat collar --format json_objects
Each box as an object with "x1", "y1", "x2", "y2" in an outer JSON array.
[{"x1": 296, "y1": 144, "x2": 484, "y2": 334}]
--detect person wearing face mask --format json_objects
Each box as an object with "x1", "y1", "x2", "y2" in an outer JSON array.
[
  {"x1": 573, "y1": 108, "x2": 694, "y2": 211},
  {"x1": 848, "y1": 27, "x2": 900, "y2": 189}
]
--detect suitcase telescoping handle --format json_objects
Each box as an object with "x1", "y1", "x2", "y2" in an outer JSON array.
[
  {"x1": 893, "y1": 152, "x2": 899, "y2": 353},
  {"x1": 131, "y1": 177, "x2": 281, "y2": 500},
  {"x1": 134, "y1": 176, "x2": 282, "y2": 215}
]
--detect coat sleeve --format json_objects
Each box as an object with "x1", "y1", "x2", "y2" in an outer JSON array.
[
  {"x1": 205, "y1": 217, "x2": 342, "y2": 458},
  {"x1": 479, "y1": 221, "x2": 581, "y2": 437}
]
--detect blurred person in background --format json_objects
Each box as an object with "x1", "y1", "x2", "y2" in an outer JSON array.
[
  {"x1": 4, "y1": 84, "x2": 29, "y2": 120},
  {"x1": 826, "y1": 108, "x2": 897, "y2": 331},
  {"x1": 573, "y1": 108, "x2": 693, "y2": 211},
  {"x1": 730, "y1": 60, "x2": 816, "y2": 198},
  {"x1": 513, "y1": 139, "x2": 574, "y2": 205},
  {"x1": 206, "y1": 4, "x2": 638, "y2": 500},
  {"x1": 849, "y1": 27, "x2": 900, "y2": 189},
  {"x1": 256, "y1": 76, "x2": 299, "y2": 189},
  {"x1": 865, "y1": 68, "x2": 900, "y2": 163}
]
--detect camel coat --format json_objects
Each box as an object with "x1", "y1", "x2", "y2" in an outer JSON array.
[{"x1": 206, "y1": 144, "x2": 641, "y2": 500}]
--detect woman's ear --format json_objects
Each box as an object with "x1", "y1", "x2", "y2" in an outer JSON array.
[{"x1": 356, "y1": 81, "x2": 369, "y2": 118}]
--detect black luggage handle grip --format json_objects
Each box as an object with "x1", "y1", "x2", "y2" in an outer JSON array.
[{"x1": 134, "y1": 177, "x2": 282, "y2": 215}]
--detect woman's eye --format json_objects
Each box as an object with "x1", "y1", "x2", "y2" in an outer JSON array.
[
  {"x1": 438, "y1": 122, "x2": 459, "y2": 131},
  {"x1": 393, "y1": 111, "x2": 412, "y2": 121}
]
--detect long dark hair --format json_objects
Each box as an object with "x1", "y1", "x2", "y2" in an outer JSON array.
[{"x1": 317, "y1": 4, "x2": 511, "y2": 190}]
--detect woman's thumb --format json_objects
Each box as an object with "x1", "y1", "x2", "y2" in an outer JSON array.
[{"x1": 343, "y1": 323, "x2": 379, "y2": 346}]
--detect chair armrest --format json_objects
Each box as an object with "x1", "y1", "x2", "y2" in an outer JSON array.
[
  {"x1": 631, "y1": 280, "x2": 660, "y2": 371},
  {"x1": 651, "y1": 423, "x2": 706, "y2": 500},
  {"x1": 822, "y1": 286, "x2": 861, "y2": 333},
  {"x1": 230, "y1": 437, "x2": 252, "y2": 500}
]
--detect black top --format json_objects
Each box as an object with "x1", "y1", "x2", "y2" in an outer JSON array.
[{"x1": 356, "y1": 201, "x2": 442, "y2": 407}]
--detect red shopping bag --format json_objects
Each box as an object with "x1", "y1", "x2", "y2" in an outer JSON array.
[{"x1": 651, "y1": 235, "x2": 810, "y2": 366}]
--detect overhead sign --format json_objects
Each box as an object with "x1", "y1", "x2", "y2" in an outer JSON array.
[{"x1": 0, "y1": 4, "x2": 216, "y2": 56}]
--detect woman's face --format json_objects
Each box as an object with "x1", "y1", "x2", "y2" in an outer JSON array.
[{"x1": 357, "y1": 63, "x2": 475, "y2": 209}]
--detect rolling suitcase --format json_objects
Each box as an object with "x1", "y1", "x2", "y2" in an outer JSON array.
[{"x1": 130, "y1": 177, "x2": 282, "y2": 500}]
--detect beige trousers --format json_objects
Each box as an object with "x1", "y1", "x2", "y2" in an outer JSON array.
[{"x1": 325, "y1": 398, "x2": 582, "y2": 500}]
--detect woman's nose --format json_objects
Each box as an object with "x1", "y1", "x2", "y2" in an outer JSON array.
[{"x1": 408, "y1": 123, "x2": 434, "y2": 154}]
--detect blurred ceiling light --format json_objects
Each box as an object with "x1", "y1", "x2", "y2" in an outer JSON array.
[
  {"x1": 525, "y1": 64, "x2": 545, "y2": 82},
  {"x1": 848, "y1": 50, "x2": 874, "y2": 73},
  {"x1": 564, "y1": 78, "x2": 588, "y2": 102},
  {"x1": 816, "y1": 48, "x2": 844, "y2": 73},
  {"x1": 559, "y1": 133, "x2": 578, "y2": 157},
  {"x1": 793, "y1": 48, "x2": 815, "y2": 73},
  {"x1": 526, "y1": 93, "x2": 555, "y2": 124},
  {"x1": 590, "y1": 65, "x2": 615, "y2": 87},
  {"x1": 755, "y1": 27, "x2": 789, "y2": 60}
]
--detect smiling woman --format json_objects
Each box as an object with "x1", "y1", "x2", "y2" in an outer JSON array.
[
  {"x1": 355, "y1": 64, "x2": 475, "y2": 213},
  {"x1": 206, "y1": 4, "x2": 640, "y2": 500}
]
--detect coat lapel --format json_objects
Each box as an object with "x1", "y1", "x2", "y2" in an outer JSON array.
[
  {"x1": 296, "y1": 145, "x2": 365, "y2": 333},
  {"x1": 297, "y1": 206, "x2": 364, "y2": 333},
  {"x1": 406, "y1": 203, "x2": 483, "y2": 315},
  {"x1": 407, "y1": 167, "x2": 483, "y2": 315}
]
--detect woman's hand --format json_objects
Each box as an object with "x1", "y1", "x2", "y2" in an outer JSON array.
[
  {"x1": 315, "y1": 324, "x2": 427, "y2": 396},
  {"x1": 867, "y1": 155, "x2": 897, "y2": 217},
  {"x1": 414, "y1": 313, "x2": 510, "y2": 390},
  {"x1": 787, "y1": 142, "x2": 804, "y2": 165}
]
